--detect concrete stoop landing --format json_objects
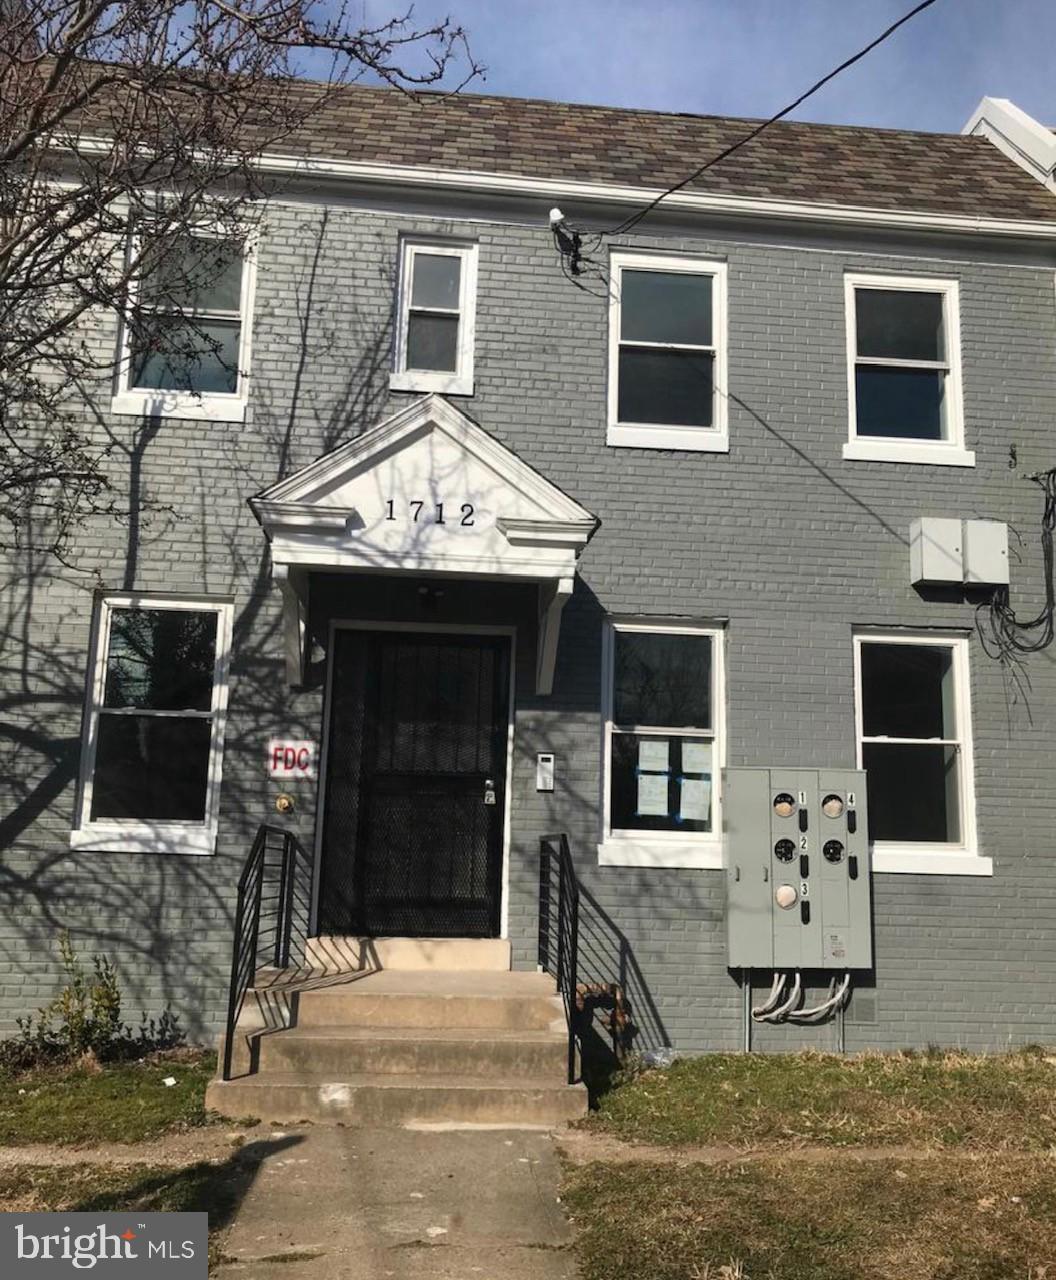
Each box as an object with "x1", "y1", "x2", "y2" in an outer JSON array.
[{"x1": 206, "y1": 939, "x2": 587, "y2": 1129}]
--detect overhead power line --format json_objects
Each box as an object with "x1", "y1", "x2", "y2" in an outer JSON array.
[{"x1": 552, "y1": 0, "x2": 943, "y2": 281}]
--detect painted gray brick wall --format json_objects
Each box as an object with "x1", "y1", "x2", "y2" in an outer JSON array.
[{"x1": 2, "y1": 191, "x2": 1055, "y2": 1054}]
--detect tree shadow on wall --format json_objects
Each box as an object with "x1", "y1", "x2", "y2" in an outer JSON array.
[{"x1": 0, "y1": 208, "x2": 398, "y2": 1040}]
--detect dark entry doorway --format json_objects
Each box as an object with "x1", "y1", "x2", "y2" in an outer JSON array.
[{"x1": 318, "y1": 628, "x2": 511, "y2": 938}]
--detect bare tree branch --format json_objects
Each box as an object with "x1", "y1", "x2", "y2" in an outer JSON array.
[{"x1": 0, "y1": 0, "x2": 482, "y2": 559}]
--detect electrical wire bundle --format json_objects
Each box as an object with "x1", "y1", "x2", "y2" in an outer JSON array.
[
  {"x1": 751, "y1": 970, "x2": 851, "y2": 1024},
  {"x1": 976, "y1": 468, "x2": 1056, "y2": 676}
]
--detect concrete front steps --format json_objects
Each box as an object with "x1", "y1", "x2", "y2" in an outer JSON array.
[{"x1": 205, "y1": 957, "x2": 587, "y2": 1128}]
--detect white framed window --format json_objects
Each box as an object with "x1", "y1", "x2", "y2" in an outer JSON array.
[
  {"x1": 853, "y1": 631, "x2": 987, "y2": 875},
  {"x1": 390, "y1": 239, "x2": 478, "y2": 396},
  {"x1": 71, "y1": 595, "x2": 233, "y2": 855},
  {"x1": 843, "y1": 273, "x2": 973, "y2": 467},
  {"x1": 607, "y1": 252, "x2": 728, "y2": 452},
  {"x1": 598, "y1": 619, "x2": 726, "y2": 869},
  {"x1": 112, "y1": 229, "x2": 256, "y2": 422}
]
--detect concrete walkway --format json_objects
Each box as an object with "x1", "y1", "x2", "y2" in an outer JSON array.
[{"x1": 214, "y1": 1126, "x2": 578, "y2": 1279}]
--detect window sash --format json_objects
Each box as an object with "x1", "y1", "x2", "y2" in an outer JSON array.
[
  {"x1": 616, "y1": 271, "x2": 717, "y2": 365},
  {"x1": 618, "y1": 339, "x2": 716, "y2": 354},
  {"x1": 860, "y1": 735, "x2": 959, "y2": 746},
  {"x1": 855, "y1": 355, "x2": 947, "y2": 370},
  {"x1": 854, "y1": 633, "x2": 974, "y2": 851},
  {"x1": 612, "y1": 723, "x2": 713, "y2": 736},
  {"x1": 845, "y1": 275, "x2": 964, "y2": 454},
  {"x1": 610, "y1": 256, "x2": 726, "y2": 437},
  {"x1": 603, "y1": 622, "x2": 724, "y2": 843},
  {"x1": 394, "y1": 241, "x2": 476, "y2": 387},
  {"x1": 77, "y1": 598, "x2": 231, "y2": 835},
  {"x1": 122, "y1": 231, "x2": 248, "y2": 399}
]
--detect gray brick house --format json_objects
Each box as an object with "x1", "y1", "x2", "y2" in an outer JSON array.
[{"x1": 4, "y1": 86, "x2": 1056, "y2": 1085}]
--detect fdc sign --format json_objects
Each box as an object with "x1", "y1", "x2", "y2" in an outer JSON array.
[{"x1": 267, "y1": 739, "x2": 316, "y2": 779}]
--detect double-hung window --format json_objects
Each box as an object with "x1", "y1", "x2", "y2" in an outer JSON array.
[
  {"x1": 844, "y1": 274, "x2": 971, "y2": 466},
  {"x1": 113, "y1": 231, "x2": 254, "y2": 422},
  {"x1": 854, "y1": 632, "x2": 984, "y2": 874},
  {"x1": 71, "y1": 596, "x2": 233, "y2": 855},
  {"x1": 608, "y1": 252, "x2": 728, "y2": 452},
  {"x1": 599, "y1": 621, "x2": 725, "y2": 868},
  {"x1": 391, "y1": 239, "x2": 478, "y2": 396}
]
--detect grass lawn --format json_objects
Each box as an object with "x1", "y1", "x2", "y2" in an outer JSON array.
[
  {"x1": 0, "y1": 1161, "x2": 244, "y2": 1270},
  {"x1": 585, "y1": 1048, "x2": 1056, "y2": 1149},
  {"x1": 0, "y1": 1051, "x2": 218, "y2": 1145},
  {"x1": 566, "y1": 1049, "x2": 1056, "y2": 1280},
  {"x1": 564, "y1": 1155, "x2": 1056, "y2": 1280}
]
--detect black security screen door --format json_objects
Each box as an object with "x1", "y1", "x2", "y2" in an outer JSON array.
[{"x1": 318, "y1": 630, "x2": 510, "y2": 938}]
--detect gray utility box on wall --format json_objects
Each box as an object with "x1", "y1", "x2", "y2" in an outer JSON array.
[{"x1": 725, "y1": 768, "x2": 872, "y2": 971}]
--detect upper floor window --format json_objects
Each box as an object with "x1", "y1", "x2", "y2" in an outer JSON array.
[
  {"x1": 599, "y1": 619, "x2": 726, "y2": 868},
  {"x1": 391, "y1": 239, "x2": 478, "y2": 396},
  {"x1": 608, "y1": 253, "x2": 728, "y2": 453},
  {"x1": 71, "y1": 595, "x2": 233, "y2": 855},
  {"x1": 854, "y1": 632, "x2": 983, "y2": 874},
  {"x1": 843, "y1": 274, "x2": 972, "y2": 467},
  {"x1": 113, "y1": 231, "x2": 254, "y2": 422}
]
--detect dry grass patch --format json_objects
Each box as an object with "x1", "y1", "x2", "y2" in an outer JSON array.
[
  {"x1": 0, "y1": 1050, "x2": 217, "y2": 1146},
  {"x1": 563, "y1": 1153, "x2": 1056, "y2": 1280},
  {"x1": 588, "y1": 1048, "x2": 1056, "y2": 1149}
]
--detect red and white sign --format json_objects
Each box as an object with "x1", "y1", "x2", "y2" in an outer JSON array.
[{"x1": 267, "y1": 739, "x2": 316, "y2": 779}]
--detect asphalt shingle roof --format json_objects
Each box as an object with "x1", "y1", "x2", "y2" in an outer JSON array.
[{"x1": 277, "y1": 84, "x2": 1056, "y2": 224}]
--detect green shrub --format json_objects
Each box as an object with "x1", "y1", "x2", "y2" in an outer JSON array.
[{"x1": 0, "y1": 931, "x2": 184, "y2": 1071}]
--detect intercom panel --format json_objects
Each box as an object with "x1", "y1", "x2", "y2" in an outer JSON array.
[{"x1": 725, "y1": 768, "x2": 872, "y2": 970}]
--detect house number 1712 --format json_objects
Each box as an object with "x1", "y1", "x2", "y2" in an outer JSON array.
[{"x1": 386, "y1": 500, "x2": 474, "y2": 527}]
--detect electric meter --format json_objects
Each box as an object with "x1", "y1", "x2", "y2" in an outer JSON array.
[
  {"x1": 773, "y1": 792, "x2": 796, "y2": 818},
  {"x1": 823, "y1": 840, "x2": 845, "y2": 864},
  {"x1": 821, "y1": 794, "x2": 844, "y2": 819}
]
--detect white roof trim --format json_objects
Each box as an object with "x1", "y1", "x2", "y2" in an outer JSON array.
[
  {"x1": 63, "y1": 132, "x2": 1056, "y2": 239},
  {"x1": 963, "y1": 97, "x2": 1056, "y2": 194},
  {"x1": 256, "y1": 150, "x2": 1056, "y2": 241}
]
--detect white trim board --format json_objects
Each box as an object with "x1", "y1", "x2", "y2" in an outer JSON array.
[
  {"x1": 963, "y1": 97, "x2": 1056, "y2": 194},
  {"x1": 252, "y1": 150, "x2": 1056, "y2": 242},
  {"x1": 311, "y1": 620, "x2": 517, "y2": 940},
  {"x1": 60, "y1": 133, "x2": 1056, "y2": 241}
]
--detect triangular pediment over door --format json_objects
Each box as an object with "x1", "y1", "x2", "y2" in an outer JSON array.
[{"x1": 251, "y1": 394, "x2": 598, "y2": 694}]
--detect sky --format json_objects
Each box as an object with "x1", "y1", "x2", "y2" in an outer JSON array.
[{"x1": 344, "y1": 0, "x2": 1056, "y2": 134}]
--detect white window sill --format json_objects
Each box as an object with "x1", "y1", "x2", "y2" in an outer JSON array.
[
  {"x1": 872, "y1": 847, "x2": 992, "y2": 876},
  {"x1": 597, "y1": 839, "x2": 723, "y2": 869},
  {"x1": 607, "y1": 423, "x2": 730, "y2": 453},
  {"x1": 111, "y1": 391, "x2": 247, "y2": 423},
  {"x1": 390, "y1": 370, "x2": 473, "y2": 397},
  {"x1": 842, "y1": 439, "x2": 975, "y2": 468},
  {"x1": 69, "y1": 825, "x2": 217, "y2": 856}
]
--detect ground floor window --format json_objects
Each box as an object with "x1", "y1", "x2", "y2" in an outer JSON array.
[
  {"x1": 599, "y1": 619, "x2": 725, "y2": 867},
  {"x1": 71, "y1": 595, "x2": 232, "y2": 855},
  {"x1": 853, "y1": 631, "x2": 976, "y2": 853}
]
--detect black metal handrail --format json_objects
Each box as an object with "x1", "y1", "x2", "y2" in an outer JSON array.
[
  {"x1": 538, "y1": 833, "x2": 580, "y2": 1084},
  {"x1": 221, "y1": 823, "x2": 307, "y2": 1081}
]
